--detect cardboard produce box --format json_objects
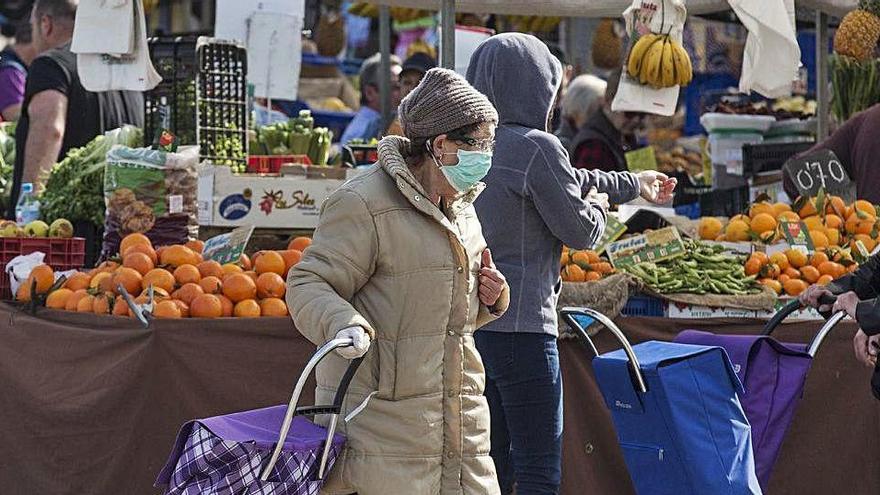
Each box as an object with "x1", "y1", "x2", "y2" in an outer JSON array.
[{"x1": 198, "y1": 165, "x2": 349, "y2": 229}]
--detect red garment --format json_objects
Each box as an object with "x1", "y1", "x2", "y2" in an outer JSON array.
[{"x1": 573, "y1": 139, "x2": 620, "y2": 172}]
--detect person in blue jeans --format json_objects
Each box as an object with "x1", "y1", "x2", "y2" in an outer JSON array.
[{"x1": 467, "y1": 33, "x2": 677, "y2": 494}]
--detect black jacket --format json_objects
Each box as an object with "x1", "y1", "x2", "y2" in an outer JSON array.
[{"x1": 827, "y1": 254, "x2": 880, "y2": 336}]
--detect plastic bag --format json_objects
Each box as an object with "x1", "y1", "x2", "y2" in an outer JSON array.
[
  {"x1": 6, "y1": 252, "x2": 46, "y2": 297},
  {"x1": 101, "y1": 145, "x2": 199, "y2": 258}
]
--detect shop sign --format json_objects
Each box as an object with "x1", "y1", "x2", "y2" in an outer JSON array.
[{"x1": 606, "y1": 226, "x2": 686, "y2": 268}]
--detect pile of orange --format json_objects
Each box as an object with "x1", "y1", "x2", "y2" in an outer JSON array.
[
  {"x1": 21, "y1": 233, "x2": 315, "y2": 319},
  {"x1": 560, "y1": 248, "x2": 614, "y2": 282},
  {"x1": 747, "y1": 248, "x2": 857, "y2": 297}
]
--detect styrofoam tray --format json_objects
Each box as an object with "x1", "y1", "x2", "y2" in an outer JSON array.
[{"x1": 700, "y1": 113, "x2": 776, "y2": 134}]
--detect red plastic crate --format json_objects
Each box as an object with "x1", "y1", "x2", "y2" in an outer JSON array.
[
  {"x1": 247, "y1": 155, "x2": 312, "y2": 174},
  {"x1": 0, "y1": 237, "x2": 86, "y2": 299}
]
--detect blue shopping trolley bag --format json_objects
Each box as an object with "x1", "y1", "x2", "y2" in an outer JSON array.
[{"x1": 562, "y1": 307, "x2": 762, "y2": 495}]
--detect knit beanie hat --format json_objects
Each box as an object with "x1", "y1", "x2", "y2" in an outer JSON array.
[{"x1": 398, "y1": 68, "x2": 498, "y2": 140}]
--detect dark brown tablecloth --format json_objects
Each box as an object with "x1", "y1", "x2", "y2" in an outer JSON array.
[{"x1": 0, "y1": 303, "x2": 877, "y2": 494}]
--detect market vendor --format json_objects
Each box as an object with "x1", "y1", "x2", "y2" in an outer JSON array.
[
  {"x1": 467, "y1": 33, "x2": 676, "y2": 495},
  {"x1": 570, "y1": 69, "x2": 645, "y2": 172},
  {"x1": 0, "y1": 20, "x2": 36, "y2": 121},
  {"x1": 556, "y1": 74, "x2": 607, "y2": 152},
  {"x1": 385, "y1": 51, "x2": 436, "y2": 136},
  {"x1": 7, "y1": 0, "x2": 143, "y2": 219},
  {"x1": 783, "y1": 103, "x2": 880, "y2": 204},
  {"x1": 339, "y1": 52, "x2": 401, "y2": 146}
]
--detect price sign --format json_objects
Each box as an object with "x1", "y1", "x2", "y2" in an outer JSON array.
[
  {"x1": 779, "y1": 220, "x2": 815, "y2": 254},
  {"x1": 624, "y1": 146, "x2": 658, "y2": 173},
  {"x1": 783, "y1": 150, "x2": 855, "y2": 201},
  {"x1": 606, "y1": 226, "x2": 686, "y2": 268},
  {"x1": 203, "y1": 225, "x2": 255, "y2": 265},
  {"x1": 593, "y1": 215, "x2": 628, "y2": 256}
]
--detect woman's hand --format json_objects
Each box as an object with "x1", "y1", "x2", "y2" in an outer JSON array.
[
  {"x1": 334, "y1": 326, "x2": 370, "y2": 359},
  {"x1": 637, "y1": 171, "x2": 677, "y2": 204},
  {"x1": 479, "y1": 248, "x2": 506, "y2": 307},
  {"x1": 799, "y1": 284, "x2": 834, "y2": 310},
  {"x1": 832, "y1": 291, "x2": 860, "y2": 320}
]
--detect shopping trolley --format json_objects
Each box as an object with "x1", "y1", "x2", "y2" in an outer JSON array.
[
  {"x1": 675, "y1": 295, "x2": 846, "y2": 490},
  {"x1": 156, "y1": 338, "x2": 363, "y2": 495},
  {"x1": 561, "y1": 307, "x2": 762, "y2": 495}
]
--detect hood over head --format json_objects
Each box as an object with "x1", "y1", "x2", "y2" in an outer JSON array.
[{"x1": 466, "y1": 33, "x2": 562, "y2": 131}]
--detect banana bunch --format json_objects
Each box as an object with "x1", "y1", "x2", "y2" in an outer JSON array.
[
  {"x1": 505, "y1": 16, "x2": 562, "y2": 33},
  {"x1": 626, "y1": 34, "x2": 693, "y2": 89}
]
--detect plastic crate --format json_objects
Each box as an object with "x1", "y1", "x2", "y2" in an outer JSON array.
[
  {"x1": 620, "y1": 294, "x2": 668, "y2": 317},
  {"x1": 0, "y1": 237, "x2": 86, "y2": 299},
  {"x1": 698, "y1": 185, "x2": 751, "y2": 218},
  {"x1": 247, "y1": 155, "x2": 312, "y2": 174},
  {"x1": 742, "y1": 141, "x2": 814, "y2": 176},
  {"x1": 312, "y1": 110, "x2": 354, "y2": 143},
  {"x1": 145, "y1": 36, "x2": 249, "y2": 171}
]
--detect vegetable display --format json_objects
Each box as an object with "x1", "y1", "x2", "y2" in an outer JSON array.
[
  {"x1": 249, "y1": 110, "x2": 332, "y2": 166},
  {"x1": 39, "y1": 126, "x2": 143, "y2": 228},
  {"x1": 620, "y1": 240, "x2": 762, "y2": 295}
]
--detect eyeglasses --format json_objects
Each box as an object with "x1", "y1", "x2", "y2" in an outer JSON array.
[{"x1": 448, "y1": 134, "x2": 495, "y2": 153}]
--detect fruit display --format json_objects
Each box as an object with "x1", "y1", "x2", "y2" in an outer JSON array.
[
  {"x1": 626, "y1": 33, "x2": 693, "y2": 89},
  {"x1": 707, "y1": 98, "x2": 817, "y2": 121},
  {"x1": 560, "y1": 249, "x2": 615, "y2": 282},
  {"x1": 249, "y1": 111, "x2": 333, "y2": 166},
  {"x1": 655, "y1": 145, "x2": 704, "y2": 179},
  {"x1": 746, "y1": 248, "x2": 858, "y2": 297},
  {"x1": 833, "y1": 0, "x2": 880, "y2": 61},
  {"x1": 618, "y1": 240, "x2": 762, "y2": 296},
  {"x1": 698, "y1": 195, "x2": 880, "y2": 253},
  {"x1": 16, "y1": 233, "x2": 315, "y2": 319},
  {"x1": 830, "y1": 55, "x2": 880, "y2": 122},
  {"x1": 0, "y1": 218, "x2": 74, "y2": 238}
]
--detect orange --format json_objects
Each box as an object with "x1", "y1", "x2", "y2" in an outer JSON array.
[
  {"x1": 239, "y1": 254, "x2": 252, "y2": 271},
  {"x1": 800, "y1": 265, "x2": 821, "y2": 284},
  {"x1": 46, "y1": 288, "x2": 73, "y2": 309},
  {"x1": 571, "y1": 250, "x2": 593, "y2": 270},
  {"x1": 65, "y1": 289, "x2": 89, "y2": 311},
  {"x1": 30, "y1": 264, "x2": 55, "y2": 294},
  {"x1": 233, "y1": 299, "x2": 262, "y2": 317},
  {"x1": 217, "y1": 295, "x2": 234, "y2": 317},
  {"x1": 776, "y1": 211, "x2": 801, "y2": 224},
  {"x1": 160, "y1": 245, "x2": 200, "y2": 268},
  {"x1": 185, "y1": 239, "x2": 205, "y2": 254},
  {"x1": 254, "y1": 251, "x2": 286, "y2": 276},
  {"x1": 852, "y1": 234, "x2": 878, "y2": 253},
  {"x1": 174, "y1": 300, "x2": 190, "y2": 318},
  {"x1": 153, "y1": 300, "x2": 183, "y2": 319},
  {"x1": 256, "y1": 272, "x2": 286, "y2": 299},
  {"x1": 174, "y1": 264, "x2": 202, "y2": 285},
  {"x1": 761, "y1": 263, "x2": 781, "y2": 279},
  {"x1": 173, "y1": 283, "x2": 205, "y2": 306},
  {"x1": 725, "y1": 219, "x2": 751, "y2": 242},
  {"x1": 749, "y1": 202, "x2": 775, "y2": 219},
  {"x1": 772, "y1": 202, "x2": 792, "y2": 215},
  {"x1": 142, "y1": 268, "x2": 176, "y2": 293},
  {"x1": 122, "y1": 243, "x2": 158, "y2": 265},
  {"x1": 824, "y1": 214, "x2": 844, "y2": 230},
  {"x1": 279, "y1": 250, "x2": 303, "y2": 276},
  {"x1": 785, "y1": 248, "x2": 808, "y2": 268},
  {"x1": 778, "y1": 274, "x2": 791, "y2": 285},
  {"x1": 751, "y1": 252, "x2": 770, "y2": 265},
  {"x1": 15, "y1": 283, "x2": 31, "y2": 302},
  {"x1": 802, "y1": 216, "x2": 824, "y2": 232},
  {"x1": 92, "y1": 294, "x2": 113, "y2": 315},
  {"x1": 730, "y1": 214, "x2": 751, "y2": 224},
  {"x1": 90, "y1": 272, "x2": 114, "y2": 293},
  {"x1": 796, "y1": 196, "x2": 818, "y2": 218},
  {"x1": 287, "y1": 236, "x2": 312, "y2": 252},
  {"x1": 783, "y1": 267, "x2": 802, "y2": 280},
  {"x1": 769, "y1": 252, "x2": 789, "y2": 271},
  {"x1": 243, "y1": 271, "x2": 259, "y2": 284},
  {"x1": 113, "y1": 267, "x2": 143, "y2": 296},
  {"x1": 698, "y1": 217, "x2": 724, "y2": 240},
  {"x1": 810, "y1": 251, "x2": 830, "y2": 268},
  {"x1": 809, "y1": 230, "x2": 829, "y2": 249},
  {"x1": 783, "y1": 278, "x2": 809, "y2": 296},
  {"x1": 750, "y1": 213, "x2": 777, "y2": 234},
  {"x1": 223, "y1": 273, "x2": 257, "y2": 303},
  {"x1": 845, "y1": 213, "x2": 876, "y2": 236},
  {"x1": 593, "y1": 262, "x2": 613, "y2": 275},
  {"x1": 585, "y1": 271, "x2": 602, "y2": 282},
  {"x1": 817, "y1": 261, "x2": 843, "y2": 278},
  {"x1": 560, "y1": 249, "x2": 571, "y2": 266},
  {"x1": 123, "y1": 252, "x2": 155, "y2": 276},
  {"x1": 64, "y1": 272, "x2": 92, "y2": 291},
  {"x1": 222, "y1": 263, "x2": 244, "y2": 277},
  {"x1": 112, "y1": 295, "x2": 129, "y2": 316},
  {"x1": 759, "y1": 278, "x2": 782, "y2": 294},
  {"x1": 826, "y1": 195, "x2": 847, "y2": 216},
  {"x1": 745, "y1": 258, "x2": 763, "y2": 276},
  {"x1": 197, "y1": 260, "x2": 224, "y2": 279},
  {"x1": 119, "y1": 233, "x2": 152, "y2": 257},
  {"x1": 76, "y1": 294, "x2": 96, "y2": 313},
  {"x1": 199, "y1": 276, "x2": 223, "y2": 295},
  {"x1": 854, "y1": 199, "x2": 876, "y2": 217},
  {"x1": 562, "y1": 264, "x2": 586, "y2": 282},
  {"x1": 260, "y1": 298, "x2": 289, "y2": 317},
  {"x1": 817, "y1": 274, "x2": 834, "y2": 286},
  {"x1": 825, "y1": 228, "x2": 841, "y2": 247},
  {"x1": 190, "y1": 294, "x2": 223, "y2": 318}
]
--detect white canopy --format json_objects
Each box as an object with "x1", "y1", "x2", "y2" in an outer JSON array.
[{"x1": 370, "y1": 0, "x2": 853, "y2": 18}]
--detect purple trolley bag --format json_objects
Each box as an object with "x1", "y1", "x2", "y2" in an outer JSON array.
[
  {"x1": 675, "y1": 296, "x2": 847, "y2": 491},
  {"x1": 155, "y1": 337, "x2": 364, "y2": 495}
]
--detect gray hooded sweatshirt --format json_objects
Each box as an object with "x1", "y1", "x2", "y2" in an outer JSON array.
[{"x1": 467, "y1": 33, "x2": 640, "y2": 336}]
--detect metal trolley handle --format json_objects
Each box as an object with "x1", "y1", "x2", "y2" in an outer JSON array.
[
  {"x1": 560, "y1": 307, "x2": 648, "y2": 394},
  {"x1": 260, "y1": 338, "x2": 364, "y2": 482},
  {"x1": 762, "y1": 295, "x2": 846, "y2": 358}
]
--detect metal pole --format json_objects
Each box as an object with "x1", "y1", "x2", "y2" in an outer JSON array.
[
  {"x1": 816, "y1": 10, "x2": 829, "y2": 139},
  {"x1": 440, "y1": 0, "x2": 455, "y2": 69},
  {"x1": 379, "y1": 5, "x2": 392, "y2": 132}
]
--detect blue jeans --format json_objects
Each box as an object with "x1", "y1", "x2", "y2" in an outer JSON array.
[{"x1": 475, "y1": 331, "x2": 563, "y2": 495}]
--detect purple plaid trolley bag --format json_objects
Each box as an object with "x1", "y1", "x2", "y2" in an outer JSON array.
[
  {"x1": 156, "y1": 337, "x2": 364, "y2": 495},
  {"x1": 675, "y1": 297, "x2": 847, "y2": 491}
]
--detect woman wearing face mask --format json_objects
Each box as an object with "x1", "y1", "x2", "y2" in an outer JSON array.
[{"x1": 287, "y1": 68, "x2": 510, "y2": 495}]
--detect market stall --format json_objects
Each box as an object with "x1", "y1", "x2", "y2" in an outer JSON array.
[{"x1": 0, "y1": 304, "x2": 876, "y2": 494}]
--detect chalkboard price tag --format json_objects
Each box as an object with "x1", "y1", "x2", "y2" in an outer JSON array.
[{"x1": 783, "y1": 150, "x2": 854, "y2": 201}]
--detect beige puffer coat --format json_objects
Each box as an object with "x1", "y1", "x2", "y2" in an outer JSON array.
[{"x1": 286, "y1": 136, "x2": 510, "y2": 495}]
